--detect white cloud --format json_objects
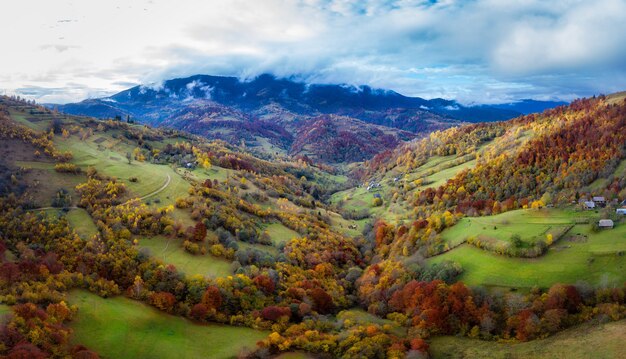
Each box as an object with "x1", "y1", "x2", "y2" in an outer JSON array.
[{"x1": 0, "y1": 0, "x2": 625, "y2": 104}]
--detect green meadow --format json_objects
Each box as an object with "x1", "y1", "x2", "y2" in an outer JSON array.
[
  {"x1": 66, "y1": 208, "x2": 99, "y2": 239},
  {"x1": 264, "y1": 222, "x2": 300, "y2": 245},
  {"x1": 138, "y1": 236, "x2": 232, "y2": 278},
  {"x1": 441, "y1": 209, "x2": 584, "y2": 247},
  {"x1": 68, "y1": 290, "x2": 268, "y2": 359},
  {"x1": 429, "y1": 319, "x2": 626, "y2": 359},
  {"x1": 431, "y1": 220, "x2": 626, "y2": 288}
]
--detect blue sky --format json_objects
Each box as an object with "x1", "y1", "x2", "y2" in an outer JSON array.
[{"x1": 1, "y1": 0, "x2": 626, "y2": 104}]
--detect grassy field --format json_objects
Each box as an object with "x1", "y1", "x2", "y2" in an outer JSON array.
[
  {"x1": 236, "y1": 239, "x2": 279, "y2": 255},
  {"x1": 66, "y1": 208, "x2": 99, "y2": 239},
  {"x1": 330, "y1": 154, "x2": 477, "y2": 224},
  {"x1": 588, "y1": 158, "x2": 626, "y2": 191},
  {"x1": 68, "y1": 290, "x2": 268, "y2": 359},
  {"x1": 327, "y1": 210, "x2": 365, "y2": 237},
  {"x1": 53, "y1": 134, "x2": 191, "y2": 207},
  {"x1": 431, "y1": 221, "x2": 626, "y2": 289},
  {"x1": 7, "y1": 108, "x2": 53, "y2": 131},
  {"x1": 429, "y1": 319, "x2": 626, "y2": 359},
  {"x1": 169, "y1": 208, "x2": 196, "y2": 227},
  {"x1": 441, "y1": 209, "x2": 582, "y2": 247},
  {"x1": 188, "y1": 166, "x2": 235, "y2": 183},
  {"x1": 0, "y1": 304, "x2": 11, "y2": 323},
  {"x1": 22, "y1": 169, "x2": 85, "y2": 207},
  {"x1": 425, "y1": 159, "x2": 476, "y2": 189},
  {"x1": 264, "y1": 222, "x2": 300, "y2": 245},
  {"x1": 2, "y1": 138, "x2": 85, "y2": 207},
  {"x1": 138, "y1": 236, "x2": 232, "y2": 278}
]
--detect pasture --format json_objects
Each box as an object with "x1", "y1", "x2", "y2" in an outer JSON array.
[
  {"x1": 54, "y1": 135, "x2": 189, "y2": 206},
  {"x1": 0, "y1": 304, "x2": 10, "y2": 317},
  {"x1": 429, "y1": 319, "x2": 626, "y2": 359},
  {"x1": 441, "y1": 209, "x2": 582, "y2": 248},
  {"x1": 68, "y1": 290, "x2": 268, "y2": 359},
  {"x1": 431, "y1": 222, "x2": 626, "y2": 289},
  {"x1": 66, "y1": 208, "x2": 99, "y2": 239},
  {"x1": 264, "y1": 222, "x2": 300, "y2": 245},
  {"x1": 330, "y1": 154, "x2": 477, "y2": 224},
  {"x1": 138, "y1": 236, "x2": 232, "y2": 278}
]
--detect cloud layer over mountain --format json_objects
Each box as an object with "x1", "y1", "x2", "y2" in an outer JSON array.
[{"x1": 2, "y1": 0, "x2": 626, "y2": 104}]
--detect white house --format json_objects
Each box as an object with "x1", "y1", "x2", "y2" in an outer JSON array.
[
  {"x1": 593, "y1": 196, "x2": 606, "y2": 205},
  {"x1": 583, "y1": 201, "x2": 596, "y2": 210},
  {"x1": 616, "y1": 208, "x2": 626, "y2": 215},
  {"x1": 598, "y1": 219, "x2": 614, "y2": 229}
]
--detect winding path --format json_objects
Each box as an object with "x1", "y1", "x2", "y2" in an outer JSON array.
[
  {"x1": 138, "y1": 174, "x2": 171, "y2": 200},
  {"x1": 27, "y1": 173, "x2": 172, "y2": 211},
  {"x1": 26, "y1": 206, "x2": 78, "y2": 211}
]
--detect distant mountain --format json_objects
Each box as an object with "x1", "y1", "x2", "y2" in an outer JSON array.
[
  {"x1": 489, "y1": 99, "x2": 568, "y2": 115},
  {"x1": 53, "y1": 74, "x2": 564, "y2": 163}
]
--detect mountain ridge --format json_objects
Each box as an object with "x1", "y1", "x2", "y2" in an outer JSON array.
[{"x1": 52, "y1": 74, "x2": 566, "y2": 164}]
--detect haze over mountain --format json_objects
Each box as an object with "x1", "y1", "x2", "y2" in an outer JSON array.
[{"x1": 4, "y1": 1, "x2": 626, "y2": 105}]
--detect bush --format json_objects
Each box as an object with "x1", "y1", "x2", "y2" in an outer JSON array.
[
  {"x1": 510, "y1": 234, "x2": 523, "y2": 248},
  {"x1": 183, "y1": 240, "x2": 201, "y2": 255},
  {"x1": 54, "y1": 163, "x2": 81, "y2": 174}
]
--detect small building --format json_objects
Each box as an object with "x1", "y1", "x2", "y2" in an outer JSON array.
[
  {"x1": 373, "y1": 193, "x2": 382, "y2": 199},
  {"x1": 583, "y1": 201, "x2": 596, "y2": 210},
  {"x1": 593, "y1": 196, "x2": 606, "y2": 205},
  {"x1": 598, "y1": 219, "x2": 614, "y2": 229},
  {"x1": 616, "y1": 208, "x2": 626, "y2": 215}
]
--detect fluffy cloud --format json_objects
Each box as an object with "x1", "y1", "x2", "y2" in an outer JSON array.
[{"x1": 1, "y1": 0, "x2": 625, "y2": 104}]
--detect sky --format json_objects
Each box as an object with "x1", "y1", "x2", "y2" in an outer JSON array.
[{"x1": 1, "y1": 0, "x2": 626, "y2": 104}]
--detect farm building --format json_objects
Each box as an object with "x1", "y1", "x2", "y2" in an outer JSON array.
[
  {"x1": 583, "y1": 201, "x2": 596, "y2": 210},
  {"x1": 598, "y1": 219, "x2": 614, "y2": 229},
  {"x1": 593, "y1": 196, "x2": 606, "y2": 206},
  {"x1": 617, "y1": 208, "x2": 626, "y2": 215}
]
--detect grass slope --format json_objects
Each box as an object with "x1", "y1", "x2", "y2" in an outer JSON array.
[
  {"x1": 138, "y1": 236, "x2": 232, "y2": 278},
  {"x1": 0, "y1": 304, "x2": 10, "y2": 323},
  {"x1": 66, "y1": 208, "x2": 99, "y2": 239},
  {"x1": 330, "y1": 154, "x2": 477, "y2": 224},
  {"x1": 68, "y1": 290, "x2": 267, "y2": 359},
  {"x1": 53, "y1": 133, "x2": 190, "y2": 207},
  {"x1": 441, "y1": 209, "x2": 582, "y2": 247},
  {"x1": 431, "y1": 221, "x2": 626, "y2": 289},
  {"x1": 429, "y1": 319, "x2": 626, "y2": 359},
  {"x1": 264, "y1": 222, "x2": 300, "y2": 245}
]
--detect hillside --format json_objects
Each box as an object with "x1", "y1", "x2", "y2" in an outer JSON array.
[
  {"x1": 339, "y1": 93, "x2": 626, "y2": 302},
  {"x1": 54, "y1": 74, "x2": 562, "y2": 164},
  {"x1": 1, "y1": 94, "x2": 625, "y2": 359}
]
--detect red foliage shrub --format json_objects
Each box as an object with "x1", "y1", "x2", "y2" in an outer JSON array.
[
  {"x1": 190, "y1": 303, "x2": 209, "y2": 320},
  {"x1": 261, "y1": 306, "x2": 291, "y2": 321},
  {"x1": 308, "y1": 287, "x2": 334, "y2": 314},
  {"x1": 202, "y1": 286, "x2": 222, "y2": 310},
  {"x1": 253, "y1": 275, "x2": 275, "y2": 294}
]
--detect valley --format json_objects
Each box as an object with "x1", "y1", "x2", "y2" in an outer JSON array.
[{"x1": 0, "y1": 92, "x2": 625, "y2": 359}]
